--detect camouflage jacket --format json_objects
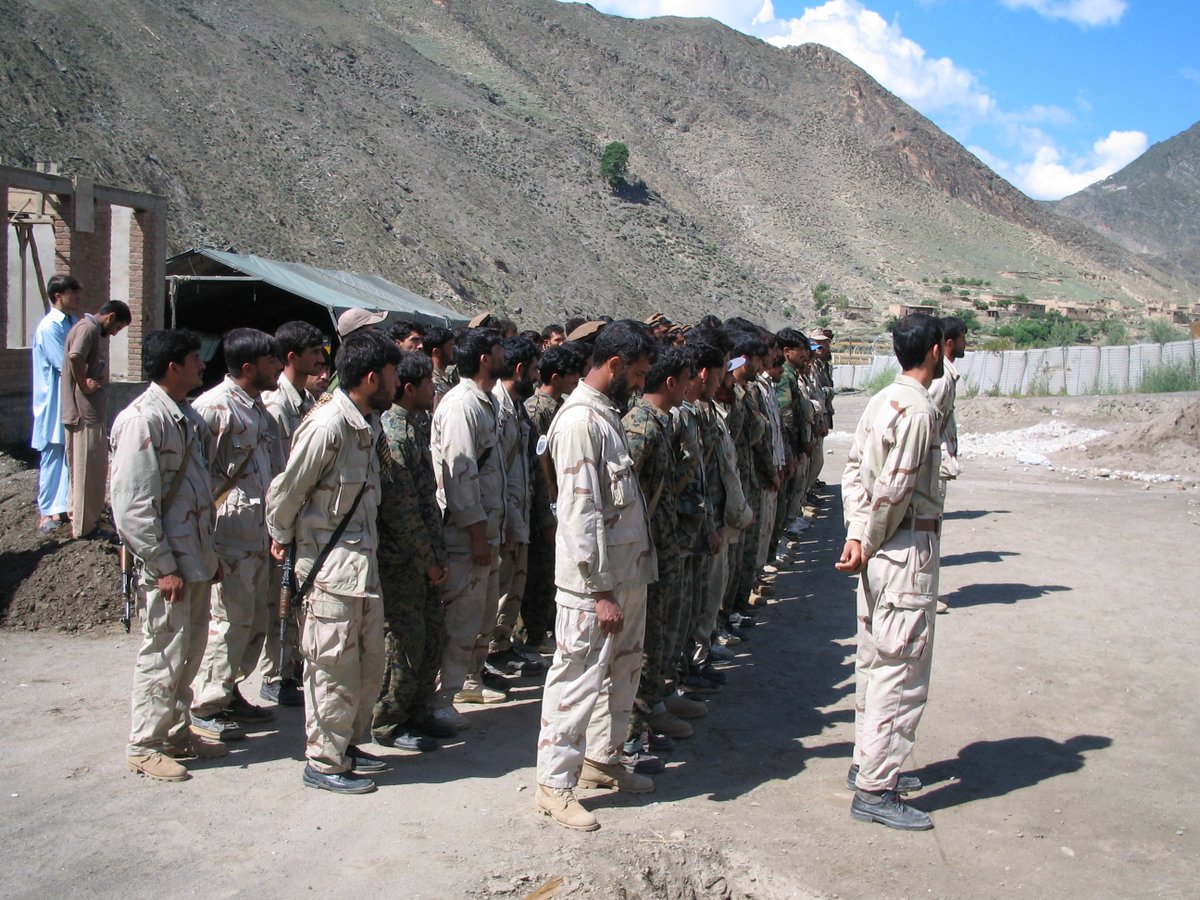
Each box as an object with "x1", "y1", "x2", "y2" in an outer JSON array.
[
  {"x1": 548, "y1": 381, "x2": 656, "y2": 602},
  {"x1": 711, "y1": 400, "x2": 754, "y2": 531},
  {"x1": 193, "y1": 376, "x2": 279, "y2": 557},
  {"x1": 431, "y1": 378, "x2": 507, "y2": 551},
  {"x1": 494, "y1": 381, "x2": 532, "y2": 544},
  {"x1": 802, "y1": 371, "x2": 827, "y2": 436},
  {"x1": 110, "y1": 381, "x2": 218, "y2": 582},
  {"x1": 841, "y1": 374, "x2": 942, "y2": 559},
  {"x1": 745, "y1": 379, "x2": 776, "y2": 489},
  {"x1": 758, "y1": 374, "x2": 787, "y2": 469},
  {"x1": 432, "y1": 365, "x2": 459, "y2": 410},
  {"x1": 379, "y1": 403, "x2": 446, "y2": 574},
  {"x1": 733, "y1": 382, "x2": 767, "y2": 492},
  {"x1": 526, "y1": 389, "x2": 562, "y2": 530},
  {"x1": 816, "y1": 359, "x2": 835, "y2": 427},
  {"x1": 262, "y1": 373, "x2": 314, "y2": 466},
  {"x1": 671, "y1": 399, "x2": 711, "y2": 549},
  {"x1": 697, "y1": 401, "x2": 726, "y2": 531},
  {"x1": 775, "y1": 362, "x2": 805, "y2": 454},
  {"x1": 266, "y1": 388, "x2": 382, "y2": 598},
  {"x1": 622, "y1": 396, "x2": 679, "y2": 558},
  {"x1": 927, "y1": 357, "x2": 960, "y2": 476}
]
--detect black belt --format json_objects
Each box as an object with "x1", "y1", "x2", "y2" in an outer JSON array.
[{"x1": 898, "y1": 514, "x2": 941, "y2": 534}]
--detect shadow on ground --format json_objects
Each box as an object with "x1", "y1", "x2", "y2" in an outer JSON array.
[{"x1": 944, "y1": 582, "x2": 1070, "y2": 608}]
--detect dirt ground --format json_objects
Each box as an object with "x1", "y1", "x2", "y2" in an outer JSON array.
[{"x1": 1, "y1": 392, "x2": 1198, "y2": 898}]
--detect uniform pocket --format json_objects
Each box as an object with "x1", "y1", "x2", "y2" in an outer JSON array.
[
  {"x1": 873, "y1": 603, "x2": 931, "y2": 660},
  {"x1": 331, "y1": 467, "x2": 367, "y2": 517},
  {"x1": 301, "y1": 595, "x2": 354, "y2": 665},
  {"x1": 606, "y1": 455, "x2": 637, "y2": 508}
]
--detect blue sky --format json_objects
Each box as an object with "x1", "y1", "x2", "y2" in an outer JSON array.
[{"x1": 558, "y1": 1, "x2": 1199, "y2": 199}]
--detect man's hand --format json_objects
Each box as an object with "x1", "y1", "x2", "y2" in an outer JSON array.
[
  {"x1": 426, "y1": 563, "x2": 448, "y2": 586},
  {"x1": 707, "y1": 530, "x2": 723, "y2": 556},
  {"x1": 594, "y1": 591, "x2": 624, "y2": 635},
  {"x1": 84, "y1": 377, "x2": 103, "y2": 394},
  {"x1": 835, "y1": 539, "x2": 865, "y2": 574},
  {"x1": 469, "y1": 531, "x2": 493, "y2": 567},
  {"x1": 270, "y1": 539, "x2": 287, "y2": 562},
  {"x1": 157, "y1": 572, "x2": 186, "y2": 605}
]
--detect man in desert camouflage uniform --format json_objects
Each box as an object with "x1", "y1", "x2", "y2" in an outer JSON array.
[
  {"x1": 267, "y1": 330, "x2": 400, "y2": 794},
  {"x1": 259, "y1": 320, "x2": 326, "y2": 706},
  {"x1": 837, "y1": 313, "x2": 945, "y2": 831},
  {"x1": 623, "y1": 346, "x2": 693, "y2": 744},
  {"x1": 373, "y1": 351, "x2": 452, "y2": 752},
  {"x1": 112, "y1": 329, "x2": 225, "y2": 782},
  {"x1": 928, "y1": 316, "x2": 967, "y2": 614},
  {"x1": 522, "y1": 344, "x2": 585, "y2": 653},
  {"x1": 422, "y1": 326, "x2": 459, "y2": 409},
  {"x1": 535, "y1": 320, "x2": 658, "y2": 832},
  {"x1": 487, "y1": 336, "x2": 547, "y2": 677},
  {"x1": 430, "y1": 327, "x2": 509, "y2": 723},
  {"x1": 189, "y1": 329, "x2": 282, "y2": 742}
]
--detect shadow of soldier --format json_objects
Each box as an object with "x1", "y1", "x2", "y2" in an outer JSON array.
[
  {"x1": 943, "y1": 582, "x2": 1070, "y2": 608},
  {"x1": 910, "y1": 734, "x2": 1112, "y2": 813},
  {"x1": 941, "y1": 549, "x2": 1020, "y2": 567},
  {"x1": 942, "y1": 509, "x2": 1010, "y2": 521}
]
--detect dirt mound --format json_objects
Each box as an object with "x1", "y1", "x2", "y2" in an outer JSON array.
[
  {"x1": 1087, "y1": 398, "x2": 1200, "y2": 453},
  {"x1": 0, "y1": 448, "x2": 124, "y2": 633}
]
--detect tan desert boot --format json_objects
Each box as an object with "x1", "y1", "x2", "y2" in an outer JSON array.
[
  {"x1": 127, "y1": 751, "x2": 189, "y2": 782},
  {"x1": 647, "y1": 709, "x2": 693, "y2": 739},
  {"x1": 536, "y1": 785, "x2": 599, "y2": 831},
  {"x1": 579, "y1": 759, "x2": 655, "y2": 794},
  {"x1": 164, "y1": 736, "x2": 230, "y2": 760}
]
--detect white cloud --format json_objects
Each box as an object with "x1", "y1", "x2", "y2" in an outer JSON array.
[
  {"x1": 1014, "y1": 130, "x2": 1147, "y2": 199},
  {"x1": 1000, "y1": 0, "x2": 1126, "y2": 27},
  {"x1": 765, "y1": 0, "x2": 995, "y2": 117},
  {"x1": 1182, "y1": 67, "x2": 1200, "y2": 87}
]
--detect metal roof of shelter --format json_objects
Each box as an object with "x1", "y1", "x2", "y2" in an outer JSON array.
[{"x1": 166, "y1": 247, "x2": 467, "y2": 331}]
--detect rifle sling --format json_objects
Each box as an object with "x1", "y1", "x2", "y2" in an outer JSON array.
[
  {"x1": 292, "y1": 482, "x2": 368, "y2": 607},
  {"x1": 160, "y1": 430, "x2": 195, "y2": 520},
  {"x1": 212, "y1": 446, "x2": 256, "y2": 510}
]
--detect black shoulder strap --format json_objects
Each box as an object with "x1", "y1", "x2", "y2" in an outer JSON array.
[{"x1": 292, "y1": 481, "x2": 368, "y2": 606}]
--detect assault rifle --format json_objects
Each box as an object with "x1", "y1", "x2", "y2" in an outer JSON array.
[
  {"x1": 278, "y1": 543, "x2": 296, "y2": 671},
  {"x1": 118, "y1": 544, "x2": 133, "y2": 633}
]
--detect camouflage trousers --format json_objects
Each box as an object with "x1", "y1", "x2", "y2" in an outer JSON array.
[
  {"x1": 258, "y1": 556, "x2": 302, "y2": 686},
  {"x1": 853, "y1": 527, "x2": 940, "y2": 792},
  {"x1": 694, "y1": 530, "x2": 736, "y2": 666},
  {"x1": 372, "y1": 561, "x2": 446, "y2": 742},
  {"x1": 674, "y1": 551, "x2": 711, "y2": 676},
  {"x1": 437, "y1": 548, "x2": 500, "y2": 706},
  {"x1": 127, "y1": 574, "x2": 210, "y2": 756},
  {"x1": 536, "y1": 585, "x2": 647, "y2": 788},
  {"x1": 191, "y1": 549, "x2": 270, "y2": 717},
  {"x1": 489, "y1": 542, "x2": 529, "y2": 654},
  {"x1": 521, "y1": 534, "x2": 556, "y2": 646},
  {"x1": 807, "y1": 437, "x2": 825, "y2": 493},
  {"x1": 631, "y1": 543, "x2": 682, "y2": 732},
  {"x1": 300, "y1": 586, "x2": 385, "y2": 774},
  {"x1": 726, "y1": 486, "x2": 763, "y2": 613},
  {"x1": 755, "y1": 488, "x2": 780, "y2": 571}
]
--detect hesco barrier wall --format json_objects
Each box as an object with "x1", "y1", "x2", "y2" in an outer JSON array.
[{"x1": 833, "y1": 339, "x2": 1200, "y2": 395}]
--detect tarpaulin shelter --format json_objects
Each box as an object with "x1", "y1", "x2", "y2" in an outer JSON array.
[{"x1": 165, "y1": 247, "x2": 467, "y2": 337}]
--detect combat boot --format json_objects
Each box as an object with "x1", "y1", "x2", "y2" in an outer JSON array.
[
  {"x1": 850, "y1": 789, "x2": 933, "y2": 831},
  {"x1": 127, "y1": 751, "x2": 189, "y2": 782},
  {"x1": 579, "y1": 759, "x2": 655, "y2": 794},
  {"x1": 536, "y1": 784, "x2": 599, "y2": 831},
  {"x1": 164, "y1": 736, "x2": 229, "y2": 760},
  {"x1": 846, "y1": 764, "x2": 922, "y2": 793},
  {"x1": 647, "y1": 708, "x2": 693, "y2": 739},
  {"x1": 664, "y1": 691, "x2": 708, "y2": 719}
]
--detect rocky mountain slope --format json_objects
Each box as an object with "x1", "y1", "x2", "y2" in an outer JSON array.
[
  {"x1": 1, "y1": 0, "x2": 1190, "y2": 330},
  {"x1": 1052, "y1": 120, "x2": 1200, "y2": 286}
]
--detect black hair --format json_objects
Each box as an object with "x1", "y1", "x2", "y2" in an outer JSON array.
[
  {"x1": 274, "y1": 320, "x2": 325, "y2": 359},
  {"x1": 519, "y1": 329, "x2": 543, "y2": 346},
  {"x1": 539, "y1": 345, "x2": 586, "y2": 380},
  {"x1": 454, "y1": 327, "x2": 503, "y2": 378},
  {"x1": 497, "y1": 336, "x2": 540, "y2": 380},
  {"x1": 47, "y1": 274, "x2": 81, "y2": 300},
  {"x1": 687, "y1": 326, "x2": 732, "y2": 355},
  {"x1": 541, "y1": 324, "x2": 565, "y2": 340},
  {"x1": 397, "y1": 349, "x2": 434, "y2": 393},
  {"x1": 421, "y1": 326, "x2": 454, "y2": 356},
  {"x1": 337, "y1": 329, "x2": 402, "y2": 390},
  {"x1": 98, "y1": 300, "x2": 132, "y2": 323},
  {"x1": 387, "y1": 320, "x2": 422, "y2": 343},
  {"x1": 143, "y1": 329, "x2": 201, "y2": 382},
  {"x1": 644, "y1": 346, "x2": 694, "y2": 393},
  {"x1": 696, "y1": 314, "x2": 722, "y2": 330},
  {"x1": 224, "y1": 328, "x2": 281, "y2": 375},
  {"x1": 893, "y1": 314, "x2": 943, "y2": 370},
  {"x1": 564, "y1": 316, "x2": 587, "y2": 335},
  {"x1": 775, "y1": 327, "x2": 808, "y2": 350},
  {"x1": 940, "y1": 316, "x2": 967, "y2": 341},
  {"x1": 731, "y1": 333, "x2": 767, "y2": 361},
  {"x1": 494, "y1": 318, "x2": 518, "y2": 337},
  {"x1": 591, "y1": 319, "x2": 658, "y2": 367},
  {"x1": 686, "y1": 338, "x2": 726, "y2": 373}
]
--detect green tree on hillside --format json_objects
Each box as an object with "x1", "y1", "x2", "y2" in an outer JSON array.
[{"x1": 600, "y1": 141, "x2": 629, "y2": 191}]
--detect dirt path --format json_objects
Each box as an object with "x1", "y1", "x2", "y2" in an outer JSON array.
[{"x1": 1, "y1": 394, "x2": 1198, "y2": 898}]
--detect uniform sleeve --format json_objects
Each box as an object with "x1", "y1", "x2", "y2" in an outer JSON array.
[
  {"x1": 553, "y1": 415, "x2": 610, "y2": 593},
  {"x1": 387, "y1": 427, "x2": 437, "y2": 573},
  {"x1": 847, "y1": 410, "x2": 934, "y2": 558},
  {"x1": 434, "y1": 404, "x2": 486, "y2": 529},
  {"x1": 266, "y1": 420, "x2": 339, "y2": 544},
  {"x1": 110, "y1": 414, "x2": 177, "y2": 578}
]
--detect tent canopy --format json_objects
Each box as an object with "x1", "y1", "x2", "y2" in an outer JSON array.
[{"x1": 165, "y1": 248, "x2": 468, "y2": 335}]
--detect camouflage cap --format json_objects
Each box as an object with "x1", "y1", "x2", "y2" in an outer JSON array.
[
  {"x1": 468, "y1": 312, "x2": 496, "y2": 328},
  {"x1": 336, "y1": 308, "x2": 387, "y2": 338},
  {"x1": 566, "y1": 320, "x2": 606, "y2": 343}
]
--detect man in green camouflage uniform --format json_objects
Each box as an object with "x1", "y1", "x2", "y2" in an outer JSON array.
[{"x1": 372, "y1": 352, "x2": 452, "y2": 751}]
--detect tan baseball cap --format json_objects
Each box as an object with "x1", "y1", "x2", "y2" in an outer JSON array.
[
  {"x1": 468, "y1": 312, "x2": 496, "y2": 328},
  {"x1": 336, "y1": 308, "x2": 388, "y2": 337},
  {"x1": 566, "y1": 320, "x2": 606, "y2": 343},
  {"x1": 810, "y1": 328, "x2": 833, "y2": 341}
]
